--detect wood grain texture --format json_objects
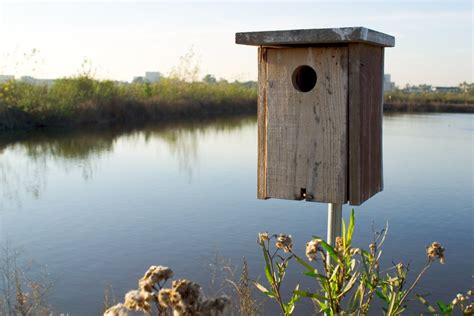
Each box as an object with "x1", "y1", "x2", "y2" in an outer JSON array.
[
  {"x1": 236, "y1": 27, "x2": 395, "y2": 47},
  {"x1": 261, "y1": 46, "x2": 348, "y2": 203},
  {"x1": 257, "y1": 47, "x2": 268, "y2": 199},
  {"x1": 348, "y1": 43, "x2": 384, "y2": 205}
]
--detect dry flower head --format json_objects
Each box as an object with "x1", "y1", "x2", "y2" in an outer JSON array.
[
  {"x1": 305, "y1": 239, "x2": 320, "y2": 261},
  {"x1": 335, "y1": 236, "x2": 344, "y2": 253},
  {"x1": 258, "y1": 232, "x2": 269, "y2": 244},
  {"x1": 276, "y1": 234, "x2": 293, "y2": 253},
  {"x1": 464, "y1": 303, "x2": 474, "y2": 314},
  {"x1": 124, "y1": 290, "x2": 153, "y2": 312},
  {"x1": 426, "y1": 242, "x2": 445, "y2": 264},
  {"x1": 139, "y1": 265, "x2": 173, "y2": 292},
  {"x1": 172, "y1": 279, "x2": 202, "y2": 312},
  {"x1": 103, "y1": 303, "x2": 131, "y2": 316}
]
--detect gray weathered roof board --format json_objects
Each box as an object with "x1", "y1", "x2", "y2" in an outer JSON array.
[{"x1": 235, "y1": 27, "x2": 395, "y2": 47}]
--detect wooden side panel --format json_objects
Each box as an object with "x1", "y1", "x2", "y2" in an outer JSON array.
[
  {"x1": 263, "y1": 46, "x2": 348, "y2": 203},
  {"x1": 257, "y1": 47, "x2": 268, "y2": 199},
  {"x1": 348, "y1": 43, "x2": 384, "y2": 205}
]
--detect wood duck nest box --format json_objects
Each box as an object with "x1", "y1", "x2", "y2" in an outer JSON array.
[{"x1": 236, "y1": 27, "x2": 395, "y2": 205}]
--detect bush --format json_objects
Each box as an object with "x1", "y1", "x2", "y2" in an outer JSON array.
[{"x1": 0, "y1": 76, "x2": 257, "y2": 131}]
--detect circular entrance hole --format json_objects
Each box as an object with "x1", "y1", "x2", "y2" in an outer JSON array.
[{"x1": 291, "y1": 65, "x2": 317, "y2": 92}]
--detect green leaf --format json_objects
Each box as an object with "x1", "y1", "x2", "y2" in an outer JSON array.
[
  {"x1": 293, "y1": 289, "x2": 327, "y2": 301},
  {"x1": 347, "y1": 209, "x2": 355, "y2": 246},
  {"x1": 286, "y1": 285, "x2": 301, "y2": 315},
  {"x1": 436, "y1": 301, "x2": 452, "y2": 313},
  {"x1": 265, "y1": 265, "x2": 273, "y2": 286},
  {"x1": 387, "y1": 292, "x2": 398, "y2": 315},
  {"x1": 338, "y1": 272, "x2": 359, "y2": 298},
  {"x1": 313, "y1": 236, "x2": 339, "y2": 263},
  {"x1": 253, "y1": 281, "x2": 275, "y2": 298},
  {"x1": 416, "y1": 294, "x2": 437, "y2": 313},
  {"x1": 349, "y1": 286, "x2": 363, "y2": 312},
  {"x1": 304, "y1": 270, "x2": 327, "y2": 280},
  {"x1": 262, "y1": 247, "x2": 274, "y2": 285},
  {"x1": 342, "y1": 218, "x2": 347, "y2": 250},
  {"x1": 294, "y1": 254, "x2": 314, "y2": 272},
  {"x1": 376, "y1": 290, "x2": 388, "y2": 303}
]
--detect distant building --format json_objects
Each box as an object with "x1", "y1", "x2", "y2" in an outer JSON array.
[
  {"x1": 383, "y1": 74, "x2": 395, "y2": 91},
  {"x1": 132, "y1": 72, "x2": 162, "y2": 84},
  {"x1": 20, "y1": 76, "x2": 55, "y2": 87},
  {"x1": 0, "y1": 75, "x2": 14, "y2": 83},
  {"x1": 20, "y1": 76, "x2": 36, "y2": 84},
  {"x1": 145, "y1": 72, "x2": 161, "y2": 83},
  {"x1": 431, "y1": 86, "x2": 461, "y2": 93}
]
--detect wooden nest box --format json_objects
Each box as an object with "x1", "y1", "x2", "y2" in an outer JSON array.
[{"x1": 236, "y1": 27, "x2": 395, "y2": 205}]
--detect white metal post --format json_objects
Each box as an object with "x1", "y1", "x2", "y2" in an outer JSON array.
[{"x1": 327, "y1": 203, "x2": 343, "y2": 247}]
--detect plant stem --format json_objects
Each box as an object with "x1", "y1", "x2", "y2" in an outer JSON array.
[{"x1": 397, "y1": 259, "x2": 433, "y2": 312}]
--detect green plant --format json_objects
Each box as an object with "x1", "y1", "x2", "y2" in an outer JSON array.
[
  {"x1": 417, "y1": 288, "x2": 474, "y2": 315},
  {"x1": 256, "y1": 210, "x2": 447, "y2": 315}
]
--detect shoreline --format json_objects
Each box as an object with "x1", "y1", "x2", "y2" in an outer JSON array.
[
  {"x1": 0, "y1": 102, "x2": 472, "y2": 133},
  {"x1": 383, "y1": 102, "x2": 474, "y2": 113}
]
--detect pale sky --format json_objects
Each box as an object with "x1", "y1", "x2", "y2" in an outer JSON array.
[{"x1": 0, "y1": 1, "x2": 472, "y2": 86}]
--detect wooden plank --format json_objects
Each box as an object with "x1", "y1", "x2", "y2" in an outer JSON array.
[
  {"x1": 348, "y1": 43, "x2": 384, "y2": 205},
  {"x1": 236, "y1": 27, "x2": 395, "y2": 48},
  {"x1": 264, "y1": 46, "x2": 348, "y2": 203},
  {"x1": 257, "y1": 47, "x2": 268, "y2": 199}
]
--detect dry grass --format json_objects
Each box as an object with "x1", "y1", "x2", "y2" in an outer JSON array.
[{"x1": 0, "y1": 77, "x2": 257, "y2": 131}]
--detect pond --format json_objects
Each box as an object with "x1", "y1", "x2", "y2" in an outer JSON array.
[{"x1": 0, "y1": 113, "x2": 472, "y2": 315}]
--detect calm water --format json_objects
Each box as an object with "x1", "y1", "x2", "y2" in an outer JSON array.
[{"x1": 0, "y1": 114, "x2": 472, "y2": 315}]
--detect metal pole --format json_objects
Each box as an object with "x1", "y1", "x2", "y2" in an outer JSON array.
[{"x1": 327, "y1": 203, "x2": 343, "y2": 247}]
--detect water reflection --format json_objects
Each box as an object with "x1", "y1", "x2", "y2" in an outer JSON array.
[
  {"x1": 0, "y1": 113, "x2": 471, "y2": 315},
  {"x1": 0, "y1": 116, "x2": 256, "y2": 206}
]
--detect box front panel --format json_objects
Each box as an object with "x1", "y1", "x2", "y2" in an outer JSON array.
[{"x1": 264, "y1": 47, "x2": 348, "y2": 203}]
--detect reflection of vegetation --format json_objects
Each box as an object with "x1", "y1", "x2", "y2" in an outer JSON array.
[
  {"x1": 0, "y1": 116, "x2": 256, "y2": 203},
  {"x1": 0, "y1": 242, "x2": 53, "y2": 315}
]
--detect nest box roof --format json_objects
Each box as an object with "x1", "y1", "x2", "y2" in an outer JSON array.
[{"x1": 236, "y1": 27, "x2": 395, "y2": 47}]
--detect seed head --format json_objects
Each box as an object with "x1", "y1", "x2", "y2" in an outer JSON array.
[
  {"x1": 103, "y1": 303, "x2": 131, "y2": 316},
  {"x1": 335, "y1": 237, "x2": 344, "y2": 253},
  {"x1": 464, "y1": 303, "x2": 474, "y2": 314},
  {"x1": 369, "y1": 243, "x2": 376, "y2": 254},
  {"x1": 305, "y1": 239, "x2": 320, "y2": 261},
  {"x1": 172, "y1": 279, "x2": 202, "y2": 311},
  {"x1": 158, "y1": 288, "x2": 184, "y2": 311},
  {"x1": 350, "y1": 248, "x2": 361, "y2": 256},
  {"x1": 139, "y1": 266, "x2": 173, "y2": 292},
  {"x1": 123, "y1": 290, "x2": 152, "y2": 312},
  {"x1": 275, "y1": 234, "x2": 293, "y2": 253},
  {"x1": 258, "y1": 232, "x2": 269, "y2": 244},
  {"x1": 426, "y1": 242, "x2": 445, "y2": 264}
]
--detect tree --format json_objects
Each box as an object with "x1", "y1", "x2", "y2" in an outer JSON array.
[{"x1": 202, "y1": 74, "x2": 217, "y2": 84}]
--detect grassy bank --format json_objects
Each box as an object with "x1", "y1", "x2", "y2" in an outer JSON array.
[
  {"x1": 0, "y1": 76, "x2": 257, "y2": 131},
  {"x1": 1, "y1": 77, "x2": 473, "y2": 131},
  {"x1": 383, "y1": 89, "x2": 474, "y2": 113},
  {"x1": 384, "y1": 102, "x2": 474, "y2": 113}
]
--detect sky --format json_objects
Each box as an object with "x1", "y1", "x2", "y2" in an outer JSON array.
[{"x1": 0, "y1": 1, "x2": 472, "y2": 86}]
